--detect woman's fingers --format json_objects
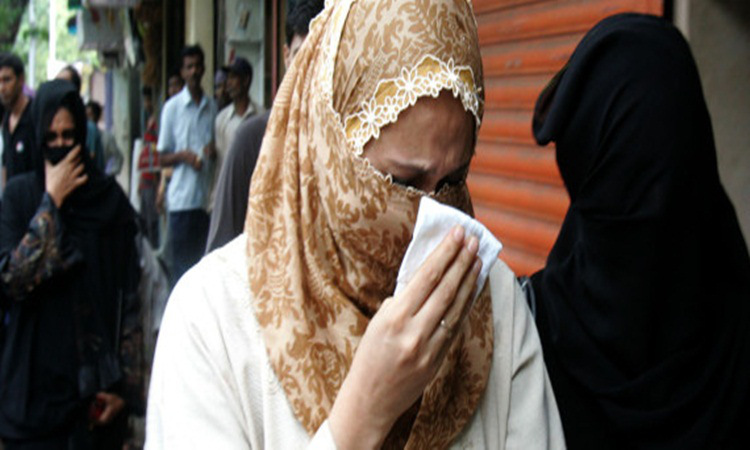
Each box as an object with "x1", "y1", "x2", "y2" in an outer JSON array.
[
  {"x1": 64, "y1": 144, "x2": 82, "y2": 162},
  {"x1": 414, "y1": 235, "x2": 478, "y2": 331},
  {"x1": 399, "y1": 225, "x2": 466, "y2": 316},
  {"x1": 74, "y1": 173, "x2": 89, "y2": 189},
  {"x1": 422, "y1": 257, "x2": 481, "y2": 370},
  {"x1": 71, "y1": 160, "x2": 85, "y2": 176},
  {"x1": 442, "y1": 257, "x2": 481, "y2": 335},
  {"x1": 45, "y1": 146, "x2": 89, "y2": 208}
]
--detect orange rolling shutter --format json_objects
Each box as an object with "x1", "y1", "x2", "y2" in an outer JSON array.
[{"x1": 470, "y1": 0, "x2": 664, "y2": 275}]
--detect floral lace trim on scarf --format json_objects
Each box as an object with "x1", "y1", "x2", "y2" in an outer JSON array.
[
  {"x1": 343, "y1": 54, "x2": 482, "y2": 155},
  {"x1": 319, "y1": 0, "x2": 482, "y2": 157}
]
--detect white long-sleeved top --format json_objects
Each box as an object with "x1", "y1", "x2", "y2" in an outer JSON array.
[{"x1": 145, "y1": 235, "x2": 565, "y2": 449}]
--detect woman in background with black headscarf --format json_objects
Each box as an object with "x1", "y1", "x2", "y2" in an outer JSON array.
[
  {"x1": 529, "y1": 13, "x2": 750, "y2": 449},
  {"x1": 0, "y1": 79, "x2": 143, "y2": 449}
]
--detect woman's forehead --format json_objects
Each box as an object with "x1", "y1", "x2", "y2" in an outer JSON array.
[
  {"x1": 50, "y1": 107, "x2": 75, "y2": 126},
  {"x1": 392, "y1": 92, "x2": 473, "y2": 139},
  {"x1": 365, "y1": 91, "x2": 475, "y2": 162}
]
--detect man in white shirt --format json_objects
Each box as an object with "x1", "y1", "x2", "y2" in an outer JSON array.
[{"x1": 210, "y1": 57, "x2": 256, "y2": 211}]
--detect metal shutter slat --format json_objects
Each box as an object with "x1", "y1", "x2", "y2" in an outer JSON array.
[{"x1": 468, "y1": 173, "x2": 568, "y2": 221}]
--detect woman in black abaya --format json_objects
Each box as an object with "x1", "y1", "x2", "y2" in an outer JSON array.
[
  {"x1": 0, "y1": 80, "x2": 142, "y2": 449},
  {"x1": 530, "y1": 13, "x2": 750, "y2": 449}
]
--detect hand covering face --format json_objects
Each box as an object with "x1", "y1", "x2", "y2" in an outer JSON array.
[
  {"x1": 532, "y1": 13, "x2": 750, "y2": 449},
  {"x1": 245, "y1": 0, "x2": 493, "y2": 447}
]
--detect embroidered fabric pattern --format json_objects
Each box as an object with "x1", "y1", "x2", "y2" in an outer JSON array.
[
  {"x1": 1, "y1": 195, "x2": 67, "y2": 301},
  {"x1": 344, "y1": 55, "x2": 482, "y2": 154}
]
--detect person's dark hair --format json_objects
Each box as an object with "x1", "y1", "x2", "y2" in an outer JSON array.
[
  {"x1": 0, "y1": 52, "x2": 25, "y2": 77},
  {"x1": 285, "y1": 0, "x2": 324, "y2": 46},
  {"x1": 167, "y1": 70, "x2": 184, "y2": 96},
  {"x1": 60, "y1": 65, "x2": 82, "y2": 91},
  {"x1": 86, "y1": 100, "x2": 103, "y2": 123},
  {"x1": 180, "y1": 45, "x2": 205, "y2": 67}
]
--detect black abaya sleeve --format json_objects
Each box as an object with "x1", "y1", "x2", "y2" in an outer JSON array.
[{"x1": 0, "y1": 179, "x2": 80, "y2": 302}]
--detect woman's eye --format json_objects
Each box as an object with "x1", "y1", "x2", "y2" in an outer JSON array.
[
  {"x1": 436, "y1": 171, "x2": 468, "y2": 191},
  {"x1": 435, "y1": 178, "x2": 456, "y2": 192},
  {"x1": 44, "y1": 129, "x2": 76, "y2": 144},
  {"x1": 391, "y1": 175, "x2": 417, "y2": 188}
]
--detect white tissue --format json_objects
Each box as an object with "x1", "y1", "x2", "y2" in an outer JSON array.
[{"x1": 394, "y1": 197, "x2": 503, "y2": 301}]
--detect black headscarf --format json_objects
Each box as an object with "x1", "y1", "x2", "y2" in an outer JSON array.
[
  {"x1": 0, "y1": 80, "x2": 138, "y2": 438},
  {"x1": 31, "y1": 80, "x2": 121, "y2": 222},
  {"x1": 531, "y1": 14, "x2": 750, "y2": 449}
]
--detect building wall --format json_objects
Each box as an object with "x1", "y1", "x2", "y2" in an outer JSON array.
[
  {"x1": 112, "y1": 67, "x2": 140, "y2": 191},
  {"x1": 185, "y1": 0, "x2": 215, "y2": 96},
  {"x1": 675, "y1": 0, "x2": 750, "y2": 248}
]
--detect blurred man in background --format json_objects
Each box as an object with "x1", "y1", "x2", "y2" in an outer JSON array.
[
  {"x1": 213, "y1": 68, "x2": 231, "y2": 110},
  {"x1": 205, "y1": 0, "x2": 324, "y2": 252},
  {"x1": 57, "y1": 65, "x2": 105, "y2": 171},
  {"x1": 157, "y1": 45, "x2": 217, "y2": 285},
  {"x1": 0, "y1": 52, "x2": 35, "y2": 188},
  {"x1": 86, "y1": 100, "x2": 122, "y2": 176},
  {"x1": 210, "y1": 57, "x2": 256, "y2": 216}
]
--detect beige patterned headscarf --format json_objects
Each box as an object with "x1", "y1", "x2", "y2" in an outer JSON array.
[{"x1": 246, "y1": 0, "x2": 493, "y2": 447}]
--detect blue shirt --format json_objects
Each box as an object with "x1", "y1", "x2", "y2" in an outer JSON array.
[{"x1": 157, "y1": 87, "x2": 217, "y2": 212}]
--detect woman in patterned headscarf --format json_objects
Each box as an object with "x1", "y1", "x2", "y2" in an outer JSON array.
[{"x1": 146, "y1": 0, "x2": 564, "y2": 448}]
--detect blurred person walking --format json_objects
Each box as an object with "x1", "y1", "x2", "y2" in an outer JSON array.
[
  {"x1": 136, "y1": 87, "x2": 161, "y2": 249},
  {"x1": 1, "y1": 53, "x2": 36, "y2": 188},
  {"x1": 154, "y1": 76, "x2": 184, "y2": 276},
  {"x1": 155, "y1": 76, "x2": 183, "y2": 221},
  {"x1": 213, "y1": 69, "x2": 231, "y2": 111},
  {"x1": 56, "y1": 66, "x2": 105, "y2": 172},
  {"x1": 85, "y1": 100, "x2": 122, "y2": 177},
  {"x1": 0, "y1": 79, "x2": 143, "y2": 450},
  {"x1": 156, "y1": 45, "x2": 217, "y2": 285},
  {"x1": 205, "y1": 0, "x2": 323, "y2": 252},
  {"x1": 209, "y1": 57, "x2": 256, "y2": 216}
]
